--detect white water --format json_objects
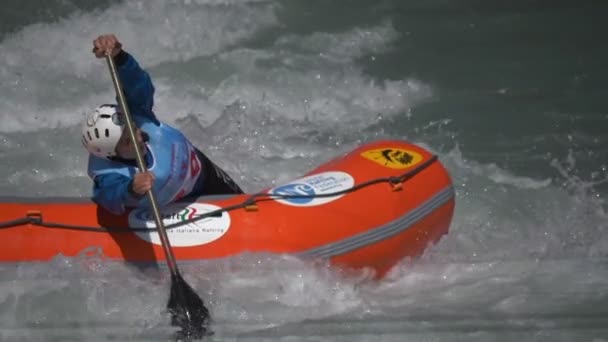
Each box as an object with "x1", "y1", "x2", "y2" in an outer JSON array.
[{"x1": 1, "y1": 1, "x2": 607, "y2": 340}]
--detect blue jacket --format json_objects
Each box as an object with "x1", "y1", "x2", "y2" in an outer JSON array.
[{"x1": 87, "y1": 52, "x2": 204, "y2": 215}]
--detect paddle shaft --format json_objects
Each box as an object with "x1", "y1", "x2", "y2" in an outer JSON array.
[{"x1": 105, "y1": 55, "x2": 180, "y2": 276}]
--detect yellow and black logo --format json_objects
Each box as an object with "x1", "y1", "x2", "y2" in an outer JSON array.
[{"x1": 361, "y1": 148, "x2": 423, "y2": 169}]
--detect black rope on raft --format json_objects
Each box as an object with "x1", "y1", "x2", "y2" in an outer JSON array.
[{"x1": 0, "y1": 156, "x2": 438, "y2": 233}]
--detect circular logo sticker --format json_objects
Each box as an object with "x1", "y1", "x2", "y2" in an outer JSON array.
[
  {"x1": 268, "y1": 171, "x2": 354, "y2": 207},
  {"x1": 128, "y1": 203, "x2": 230, "y2": 247}
]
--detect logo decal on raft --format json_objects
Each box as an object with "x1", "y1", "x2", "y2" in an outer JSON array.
[
  {"x1": 128, "y1": 203, "x2": 230, "y2": 247},
  {"x1": 268, "y1": 171, "x2": 355, "y2": 207},
  {"x1": 360, "y1": 148, "x2": 423, "y2": 169}
]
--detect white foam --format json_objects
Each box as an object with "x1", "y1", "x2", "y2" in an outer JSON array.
[
  {"x1": 275, "y1": 19, "x2": 399, "y2": 62},
  {"x1": 427, "y1": 145, "x2": 608, "y2": 262},
  {"x1": 0, "y1": 0, "x2": 278, "y2": 133},
  {"x1": 447, "y1": 145, "x2": 552, "y2": 190}
]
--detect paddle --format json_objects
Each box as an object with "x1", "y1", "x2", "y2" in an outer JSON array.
[{"x1": 105, "y1": 54, "x2": 210, "y2": 339}]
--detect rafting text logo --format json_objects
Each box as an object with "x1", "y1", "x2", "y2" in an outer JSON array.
[
  {"x1": 269, "y1": 171, "x2": 354, "y2": 207},
  {"x1": 361, "y1": 148, "x2": 423, "y2": 169},
  {"x1": 128, "y1": 203, "x2": 230, "y2": 247},
  {"x1": 133, "y1": 206, "x2": 199, "y2": 222}
]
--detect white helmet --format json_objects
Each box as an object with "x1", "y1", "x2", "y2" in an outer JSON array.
[{"x1": 81, "y1": 104, "x2": 125, "y2": 159}]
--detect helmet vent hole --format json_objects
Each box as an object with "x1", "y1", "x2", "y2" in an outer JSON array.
[
  {"x1": 100, "y1": 114, "x2": 111, "y2": 118},
  {"x1": 105, "y1": 129, "x2": 110, "y2": 137},
  {"x1": 94, "y1": 128, "x2": 100, "y2": 139},
  {"x1": 86, "y1": 131, "x2": 92, "y2": 141}
]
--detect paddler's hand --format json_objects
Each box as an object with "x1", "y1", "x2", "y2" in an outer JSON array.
[
  {"x1": 130, "y1": 171, "x2": 155, "y2": 196},
  {"x1": 92, "y1": 34, "x2": 123, "y2": 58}
]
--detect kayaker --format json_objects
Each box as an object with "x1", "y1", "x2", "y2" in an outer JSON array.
[{"x1": 81, "y1": 34, "x2": 243, "y2": 215}]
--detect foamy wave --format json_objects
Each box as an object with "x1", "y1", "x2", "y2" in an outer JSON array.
[
  {"x1": 275, "y1": 19, "x2": 399, "y2": 62},
  {"x1": 447, "y1": 145, "x2": 552, "y2": 190},
  {"x1": 0, "y1": 0, "x2": 278, "y2": 133}
]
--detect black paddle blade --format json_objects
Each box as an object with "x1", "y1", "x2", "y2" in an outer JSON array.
[{"x1": 167, "y1": 272, "x2": 211, "y2": 340}]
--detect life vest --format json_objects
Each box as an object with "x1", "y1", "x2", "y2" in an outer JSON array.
[{"x1": 88, "y1": 120, "x2": 202, "y2": 208}]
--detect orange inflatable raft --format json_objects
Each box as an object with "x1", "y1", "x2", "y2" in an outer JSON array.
[{"x1": 0, "y1": 140, "x2": 455, "y2": 278}]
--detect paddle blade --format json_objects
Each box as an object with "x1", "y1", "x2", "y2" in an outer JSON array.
[{"x1": 168, "y1": 272, "x2": 211, "y2": 339}]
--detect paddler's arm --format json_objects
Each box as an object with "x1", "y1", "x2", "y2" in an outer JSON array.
[
  {"x1": 113, "y1": 50, "x2": 160, "y2": 125},
  {"x1": 91, "y1": 173, "x2": 144, "y2": 216},
  {"x1": 93, "y1": 34, "x2": 159, "y2": 124}
]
